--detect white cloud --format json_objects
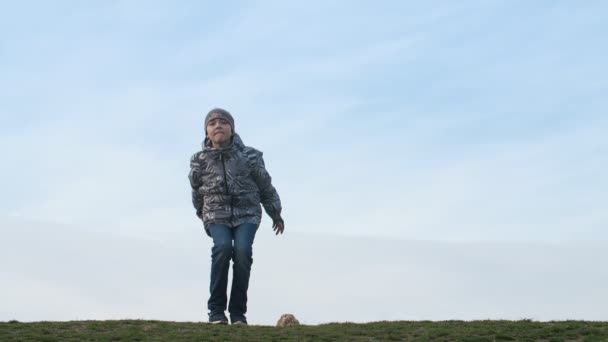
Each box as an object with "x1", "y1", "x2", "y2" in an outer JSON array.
[
  {"x1": 2, "y1": 0, "x2": 607, "y2": 243},
  {"x1": 275, "y1": 114, "x2": 608, "y2": 241},
  {"x1": 2, "y1": 3, "x2": 607, "y2": 327},
  {"x1": 2, "y1": 219, "x2": 606, "y2": 324}
]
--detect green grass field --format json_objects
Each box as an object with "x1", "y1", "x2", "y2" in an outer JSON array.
[{"x1": 1, "y1": 320, "x2": 607, "y2": 341}]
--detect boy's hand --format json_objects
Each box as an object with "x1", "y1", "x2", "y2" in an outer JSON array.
[{"x1": 273, "y1": 220, "x2": 284, "y2": 235}]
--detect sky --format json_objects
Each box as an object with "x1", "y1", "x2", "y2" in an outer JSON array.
[{"x1": 1, "y1": 1, "x2": 607, "y2": 324}]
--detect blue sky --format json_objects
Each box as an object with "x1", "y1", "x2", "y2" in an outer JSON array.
[
  {"x1": 1, "y1": 1, "x2": 607, "y2": 323},
  {"x1": 2, "y1": 0, "x2": 606, "y2": 241}
]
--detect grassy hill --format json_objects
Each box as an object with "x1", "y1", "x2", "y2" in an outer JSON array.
[{"x1": 1, "y1": 320, "x2": 607, "y2": 341}]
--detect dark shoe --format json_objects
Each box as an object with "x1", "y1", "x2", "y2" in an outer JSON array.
[
  {"x1": 231, "y1": 316, "x2": 248, "y2": 325},
  {"x1": 209, "y1": 313, "x2": 229, "y2": 324}
]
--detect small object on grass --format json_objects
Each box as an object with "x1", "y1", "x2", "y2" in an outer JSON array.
[{"x1": 276, "y1": 314, "x2": 300, "y2": 327}]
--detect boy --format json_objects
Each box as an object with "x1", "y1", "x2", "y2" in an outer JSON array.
[{"x1": 189, "y1": 108, "x2": 284, "y2": 325}]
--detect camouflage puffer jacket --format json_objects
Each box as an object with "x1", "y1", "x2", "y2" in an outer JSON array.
[{"x1": 189, "y1": 134, "x2": 282, "y2": 236}]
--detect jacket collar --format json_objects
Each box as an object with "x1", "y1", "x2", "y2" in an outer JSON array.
[{"x1": 202, "y1": 133, "x2": 245, "y2": 156}]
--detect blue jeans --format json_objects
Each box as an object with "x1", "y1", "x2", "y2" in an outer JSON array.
[{"x1": 207, "y1": 222, "x2": 258, "y2": 319}]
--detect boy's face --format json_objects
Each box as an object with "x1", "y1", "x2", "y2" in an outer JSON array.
[{"x1": 206, "y1": 116, "x2": 233, "y2": 145}]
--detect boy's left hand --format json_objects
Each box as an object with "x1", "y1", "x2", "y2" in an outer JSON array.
[{"x1": 273, "y1": 220, "x2": 284, "y2": 235}]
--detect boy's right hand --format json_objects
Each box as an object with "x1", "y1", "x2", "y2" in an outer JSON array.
[{"x1": 273, "y1": 219, "x2": 284, "y2": 235}]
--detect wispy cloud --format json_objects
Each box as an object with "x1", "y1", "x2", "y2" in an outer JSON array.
[
  {"x1": 3, "y1": 220, "x2": 607, "y2": 324},
  {"x1": 1, "y1": 1, "x2": 607, "y2": 325},
  {"x1": 2, "y1": 1, "x2": 607, "y2": 241}
]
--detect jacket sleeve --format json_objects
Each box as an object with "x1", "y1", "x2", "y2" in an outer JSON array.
[
  {"x1": 189, "y1": 153, "x2": 204, "y2": 219},
  {"x1": 251, "y1": 152, "x2": 283, "y2": 222}
]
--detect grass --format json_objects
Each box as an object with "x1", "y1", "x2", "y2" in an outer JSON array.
[{"x1": 1, "y1": 319, "x2": 607, "y2": 341}]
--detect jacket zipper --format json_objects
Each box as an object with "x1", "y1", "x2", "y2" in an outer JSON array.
[{"x1": 219, "y1": 153, "x2": 233, "y2": 222}]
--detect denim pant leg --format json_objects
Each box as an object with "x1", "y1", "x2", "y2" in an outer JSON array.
[
  {"x1": 228, "y1": 223, "x2": 258, "y2": 318},
  {"x1": 208, "y1": 224, "x2": 234, "y2": 316}
]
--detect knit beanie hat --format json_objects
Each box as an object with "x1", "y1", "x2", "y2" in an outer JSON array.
[{"x1": 205, "y1": 108, "x2": 235, "y2": 135}]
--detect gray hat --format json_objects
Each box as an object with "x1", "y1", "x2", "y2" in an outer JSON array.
[{"x1": 205, "y1": 108, "x2": 235, "y2": 135}]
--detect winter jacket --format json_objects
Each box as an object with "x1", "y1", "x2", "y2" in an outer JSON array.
[{"x1": 189, "y1": 134, "x2": 282, "y2": 236}]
